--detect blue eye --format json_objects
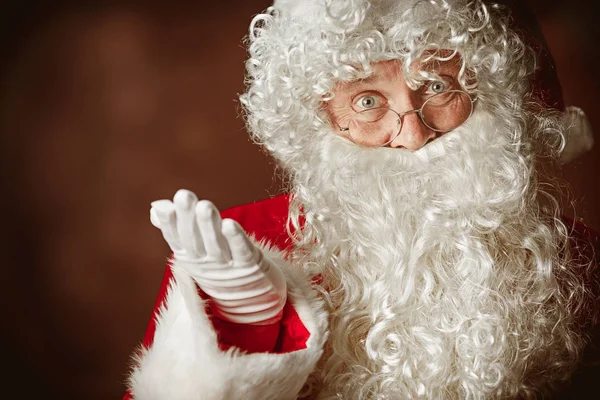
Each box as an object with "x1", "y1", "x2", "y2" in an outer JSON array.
[
  {"x1": 351, "y1": 92, "x2": 386, "y2": 111},
  {"x1": 428, "y1": 80, "x2": 447, "y2": 94},
  {"x1": 360, "y1": 96, "x2": 377, "y2": 108}
]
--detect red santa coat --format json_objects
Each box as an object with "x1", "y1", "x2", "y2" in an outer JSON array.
[{"x1": 124, "y1": 194, "x2": 598, "y2": 400}]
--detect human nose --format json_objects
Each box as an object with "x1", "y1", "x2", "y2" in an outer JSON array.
[{"x1": 389, "y1": 111, "x2": 435, "y2": 150}]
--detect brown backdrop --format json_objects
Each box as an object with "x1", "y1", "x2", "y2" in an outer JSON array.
[{"x1": 1, "y1": 1, "x2": 597, "y2": 399}]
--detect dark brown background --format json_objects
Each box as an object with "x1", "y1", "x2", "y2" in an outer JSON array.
[{"x1": 1, "y1": 1, "x2": 597, "y2": 399}]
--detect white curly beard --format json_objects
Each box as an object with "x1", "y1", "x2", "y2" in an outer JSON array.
[{"x1": 291, "y1": 110, "x2": 586, "y2": 399}]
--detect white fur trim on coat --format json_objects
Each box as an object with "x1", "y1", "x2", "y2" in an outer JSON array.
[
  {"x1": 559, "y1": 105, "x2": 594, "y2": 163},
  {"x1": 127, "y1": 242, "x2": 328, "y2": 400}
]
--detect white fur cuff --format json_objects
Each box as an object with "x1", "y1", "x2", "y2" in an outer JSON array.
[{"x1": 127, "y1": 244, "x2": 328, "y2": 400}]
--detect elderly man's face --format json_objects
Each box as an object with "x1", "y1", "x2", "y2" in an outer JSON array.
[{"x1": 326, "y1": 56, "x2": 473, "y2": 150}]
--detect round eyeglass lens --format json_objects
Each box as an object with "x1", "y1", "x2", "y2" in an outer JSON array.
[{"x1": 421, "y1": 91, "x2": 473, "y2": 132}]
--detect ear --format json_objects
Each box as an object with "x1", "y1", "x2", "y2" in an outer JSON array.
[{"x1": 558, "y1": 106, "x2": 594, "y2": 164}]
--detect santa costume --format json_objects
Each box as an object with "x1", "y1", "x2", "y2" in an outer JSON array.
[{"x1": 124, "y1": 0, "x2": 598, "y2": 399}]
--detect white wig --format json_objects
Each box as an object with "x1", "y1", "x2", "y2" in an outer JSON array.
[{"x1": 239, "y1": 1, "x2": 598, "y2": 398}]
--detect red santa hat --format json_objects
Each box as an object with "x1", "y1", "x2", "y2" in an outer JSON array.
[{"x1": 499, "y1": 0, "x2": 594, "y2": 162}]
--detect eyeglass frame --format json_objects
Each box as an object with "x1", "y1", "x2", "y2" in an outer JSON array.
[{"x1": 338, "y1": 89, "x2": 478, "y2": 147}]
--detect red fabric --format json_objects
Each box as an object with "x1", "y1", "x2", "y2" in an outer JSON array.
[
  {"x1": 277, "y1": 296, "x2": 312, "y2": 353},
  {"x1": 209, "y1": 297, "x2": 311, "y2": 354},
  {"x1": 211, "y1": 311, "x2": 283, "y2": 353},
  {"x1": 220, "y1": 193, "x2": 293, "y2": 251}
]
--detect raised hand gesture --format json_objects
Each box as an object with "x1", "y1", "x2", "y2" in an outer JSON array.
[{"x1": 150, "y1": 189, "x2": 287, "y2": 325}]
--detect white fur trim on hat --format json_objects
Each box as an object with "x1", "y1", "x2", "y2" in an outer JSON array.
[{"x1": 559, "y1": 106, "x2": 594, "y2": 163}]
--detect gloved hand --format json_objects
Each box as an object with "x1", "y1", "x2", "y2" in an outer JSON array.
[{"x1": 150, "y1": 189, "x2": 287, "y2": 325}]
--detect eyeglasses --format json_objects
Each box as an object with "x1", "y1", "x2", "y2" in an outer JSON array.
[{"x1": 339, "y1": 90, "x2": 477, "y2": 147}]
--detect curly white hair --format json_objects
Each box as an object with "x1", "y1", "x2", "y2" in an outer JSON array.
[{"x1": 239, "y1": 1, "x2": 597, "y2": 398}]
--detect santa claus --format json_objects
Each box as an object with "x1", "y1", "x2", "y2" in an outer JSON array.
[{"x1": 124, "y1": 0, "x2": 598, "y2": 399}]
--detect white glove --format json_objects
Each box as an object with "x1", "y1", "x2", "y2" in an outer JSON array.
[{"x1": 150, "y1": 189, "x2": 287, "y2": 325}]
